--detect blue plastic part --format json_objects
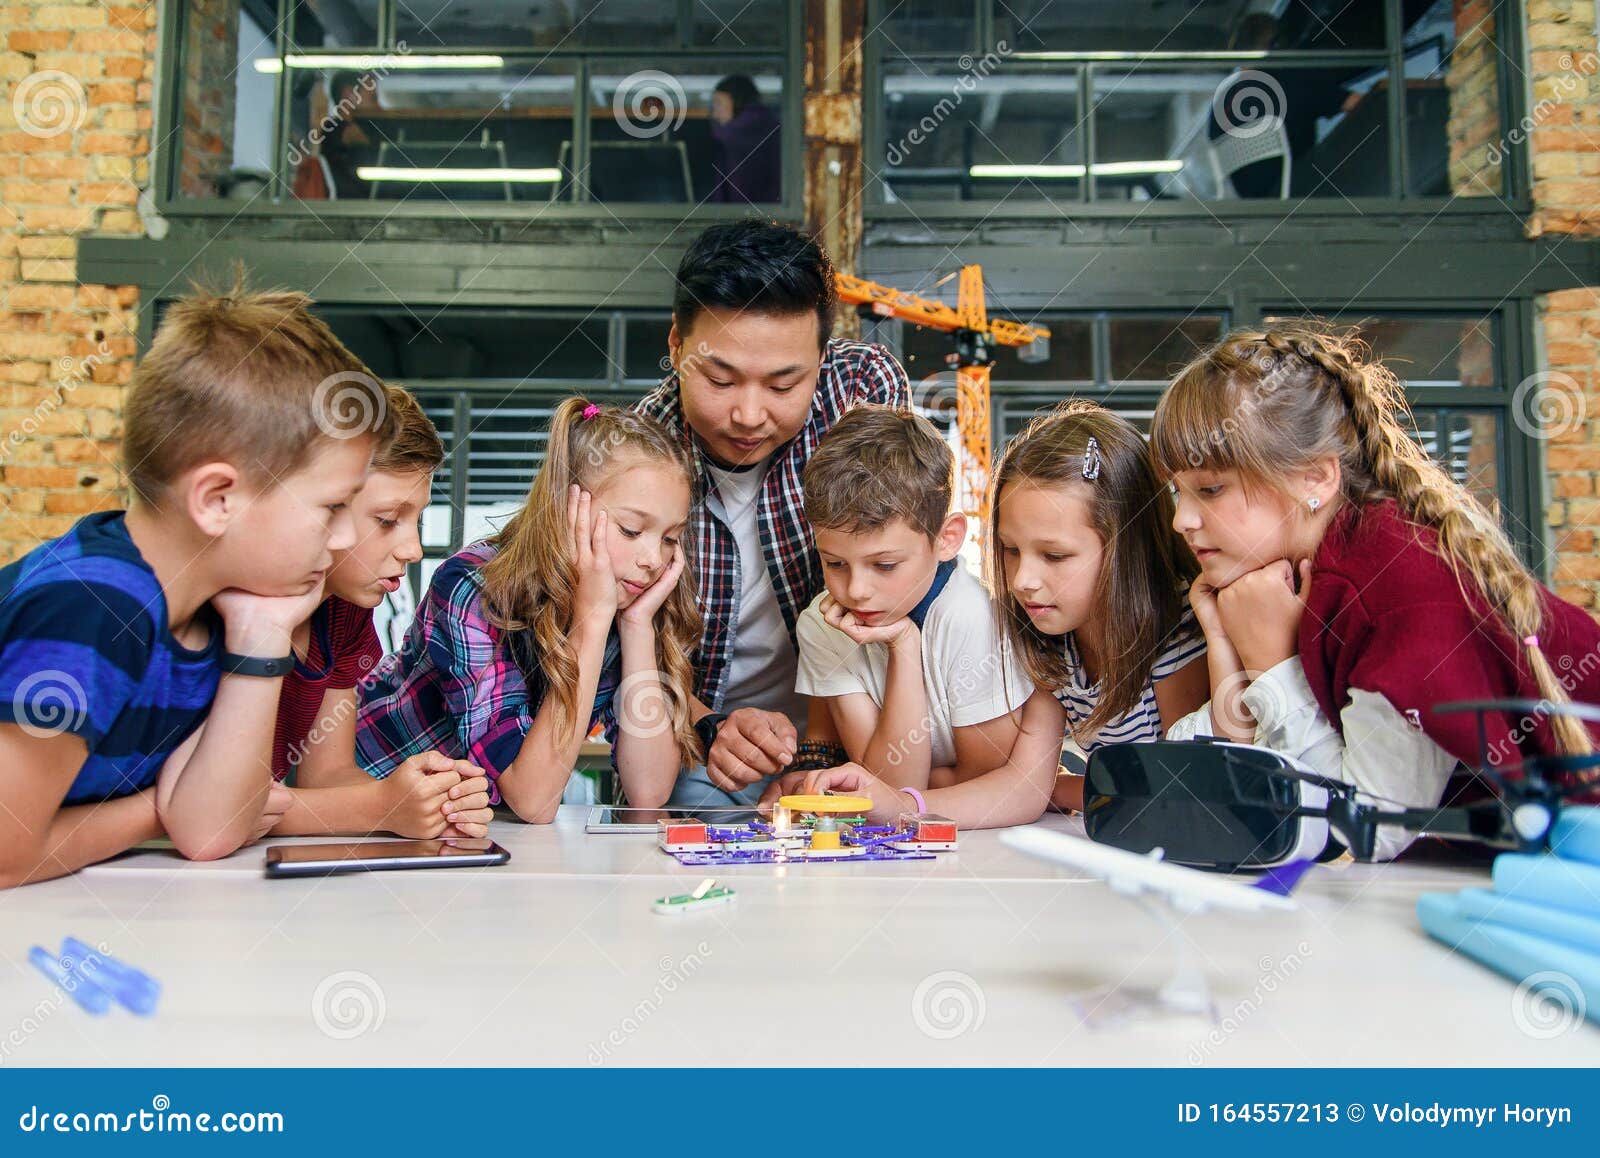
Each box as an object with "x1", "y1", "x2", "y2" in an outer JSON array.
[
  {"x1": 60, "y1": 937, "x2": 161, "y2": 1016},
  {"x1": 29, "y1": 946, "x2": 112, "y2": 1016}
]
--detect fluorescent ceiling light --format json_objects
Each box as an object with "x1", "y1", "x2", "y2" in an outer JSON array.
[
  {"x1": 968, "y1": 160, "x2": 1184, "y2": 178},
  {"x1": 1013, "y1": 50, "x2": 1268, "y2": 61},
  {"x1": 255, "y1": 54, "x2": 505, "y2": 73},
  {"x1": 357, "y1": 166, "x2": 561, "y2": 183}
]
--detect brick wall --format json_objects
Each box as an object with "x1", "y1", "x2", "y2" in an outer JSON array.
[
  {"x1": 1521, "y1": 0, "x2": 1600, "y2": 608},
  {"x1": 1, "y1": 0, "x2": 152, "y2": 564},
  {"x1": 5, "y1": 0, "x2": 1600, "y2": 604}
]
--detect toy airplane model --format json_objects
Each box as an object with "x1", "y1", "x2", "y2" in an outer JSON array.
[
  {"x1": 1000, "y1": 827, "x2": 1312, "y2": 914},
  {"x1": 1001, "y1": 826, "x2": 1313, "y2": 1024},
  {"x1": 658, "y1": 795, "x2": 959, "y2": 866}
]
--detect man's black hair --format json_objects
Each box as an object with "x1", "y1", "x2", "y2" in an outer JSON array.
[{"x1": 673, "y1": 218, "x2": 836, "y2": 351}]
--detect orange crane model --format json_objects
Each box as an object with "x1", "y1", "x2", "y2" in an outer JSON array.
[{"x1": 836, "y1": 266, "x2": 1051, "y2": 531}]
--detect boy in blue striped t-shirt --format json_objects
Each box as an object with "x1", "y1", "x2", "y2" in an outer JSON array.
[{"x1": 0, "y1": 283, "x2": 396, "y2": 887}]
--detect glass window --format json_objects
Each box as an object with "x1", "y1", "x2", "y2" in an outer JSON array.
[
  {"x1": 994, "y1": 0, "x2": 1368, "y2": 55},
  {"x1": 992, "y1": 0, "x2": 1389, "y2": 54},
  {"x1": 1412, "y1": 409, "x2": 1503, "y2": 514},
  {"x1": 1095, "y1": 62, "x2": 1393, "y2": 203},
  {"x1": 900, "y1": 316, "x2": 1093, "y2": 386},
  {"x1": 284, "y1": 64, "x2": 576, "y2": 204},
  {"x1": 1109, "y1": 315, "x2": 1223, "y2": 383},
  {"x1": 696, "y1": 0, "x2": 785, "y2": 47},
  {"x1": 178, "y1": 0, "x2": 283, "y2": 199},
  {"x1": 395, "y1": 0, "x2": 676, "y2": 51},
  {"x1": 290, "y1": 0, "x2": 379, "y2": 48},
  {"x1": 1405, "y1": 0, "x2": 1502, "y2": 197},
  {"x1": 623, "y1": 316, "x2": 674, "y2": 381},
  {"x1": 319, "y1": 309, "x2": 611, "y2": 381},
  {"x1": 587, "y1": 61, "x2": 784, "y2": 204},
  {"x1": 998, "y1": 394, "x2": 1162, "y2": 446},
  {"x1": 881, "y1": 61, "x2": 1083, "y2": 202},
  {"x1": 1261, "y1": 313, "x2": 1499, "y2": 387},
  {"x1": 881, "y1": 0, "x2": 979, "y2": 55}
]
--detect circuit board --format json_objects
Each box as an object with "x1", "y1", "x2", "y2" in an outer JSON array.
[{"x1": 658, "y1": 813, "x2": 959, "y2": 866}]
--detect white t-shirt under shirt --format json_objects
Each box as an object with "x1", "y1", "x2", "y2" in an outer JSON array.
[
  {"x1": 703, "y1": 457, "x2": 810, "y2": 734},
  {"x1": 794, "y1": 561, "x2": 1035, "y2": 767}
]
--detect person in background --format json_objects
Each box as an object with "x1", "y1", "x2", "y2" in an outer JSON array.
[{"x1": 709, "y1": 75, "x2": 782, "y2": 205}]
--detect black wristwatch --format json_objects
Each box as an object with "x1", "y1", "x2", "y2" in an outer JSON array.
[
  {"x1": 694, "y1": 712, "x2": 729, "y2": 759},
  {"x1": 219, "y1": 650, "x2": 296, "y2": 678}
]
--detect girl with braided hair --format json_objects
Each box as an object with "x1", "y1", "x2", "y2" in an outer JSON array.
[{"x1": 1150, "y1": 324, "x2": 1600, "y2": 860}]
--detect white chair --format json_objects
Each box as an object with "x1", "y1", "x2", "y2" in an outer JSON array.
[{"x1": 1208, "y1": 120, "x2": 1291, "y2": 199}]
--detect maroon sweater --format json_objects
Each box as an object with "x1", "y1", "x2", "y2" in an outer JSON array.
[{"x1": 1299, "y1": 499, "x2": 1600, "y2": 782}]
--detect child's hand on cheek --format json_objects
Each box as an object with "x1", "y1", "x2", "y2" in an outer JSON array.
[
  {"x1": 1216, "y1": 559, "x2": 1312, "y2": 675},
  {"x1": 213, "y1": 579, "x2": 327, "y2": 656},
  {"x1": 820, "y1": 592, "x2": 918, "y2": 650},
  {"x1": 618, "y1": 546, "x2": 684, "y2": 630},
  {"x1": 568, "y1": 485, "x2": 617, "y2": 634},
  {"x1": 1187, "y1": 578, "x2": 1226, "y2": 642}
]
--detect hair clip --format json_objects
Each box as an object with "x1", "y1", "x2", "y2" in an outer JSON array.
[
  {"x1": 1523, "y1": 634, "x2": 1540, "y2": 648},
  {"x1": 1081, "y1": 436, "x2": 1102, "y2": 481},
  {"x1": 581, "y1": 403, "x2": 601, "y2": 421}
]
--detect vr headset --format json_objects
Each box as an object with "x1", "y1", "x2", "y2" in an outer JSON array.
[{"x1": 1082, "y1": 699, "x2": 1600, "y2": 870}]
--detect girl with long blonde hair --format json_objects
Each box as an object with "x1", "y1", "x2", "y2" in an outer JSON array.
[
  {"x1": 358, "y1": 398, "x2": 702, "y2": 821},
  {"x1": 1152, "y1": 324, "x2": 1600, "y2": 859}
]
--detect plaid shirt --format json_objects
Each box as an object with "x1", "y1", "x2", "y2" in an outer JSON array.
[
  {"x1": 634, "y1": 338, "x2": 910, "y2": 710},
  {"x1": 355, "y1": 541, "x2": 621, "y2": 800}
]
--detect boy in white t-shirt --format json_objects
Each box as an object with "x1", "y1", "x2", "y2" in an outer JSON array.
[{"x1": 782, "y1": 406, "x2": 1033, "y2": 793}]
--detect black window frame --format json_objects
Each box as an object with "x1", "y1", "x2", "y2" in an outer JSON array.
[
  {"x1": 153, "y1": 0, "x2": 805, "y2": 219},
  {"x1": 863, "y1": 0, "x2": 1530, "y2": 217}
]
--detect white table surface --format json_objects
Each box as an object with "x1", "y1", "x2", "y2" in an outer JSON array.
[{"x1": 1, "y1": 806, "x2": 1595, "y2": 1067}]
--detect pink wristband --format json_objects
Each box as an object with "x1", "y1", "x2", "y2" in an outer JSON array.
[{"x1": 901, "y1": 786, "x2": 926, "y2": 813}]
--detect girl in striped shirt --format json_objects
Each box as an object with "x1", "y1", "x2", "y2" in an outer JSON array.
[
  {"x1": 990, "y1": 402, "x2": 1210, "y2": 812},
  {"x1": 783, "y1": 402, "x2": 1210, "y2": 829}
]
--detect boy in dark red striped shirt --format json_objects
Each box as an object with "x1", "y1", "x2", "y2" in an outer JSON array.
[{"x1": 270, "y1": 385, "x2": 493, "y2": 839}]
